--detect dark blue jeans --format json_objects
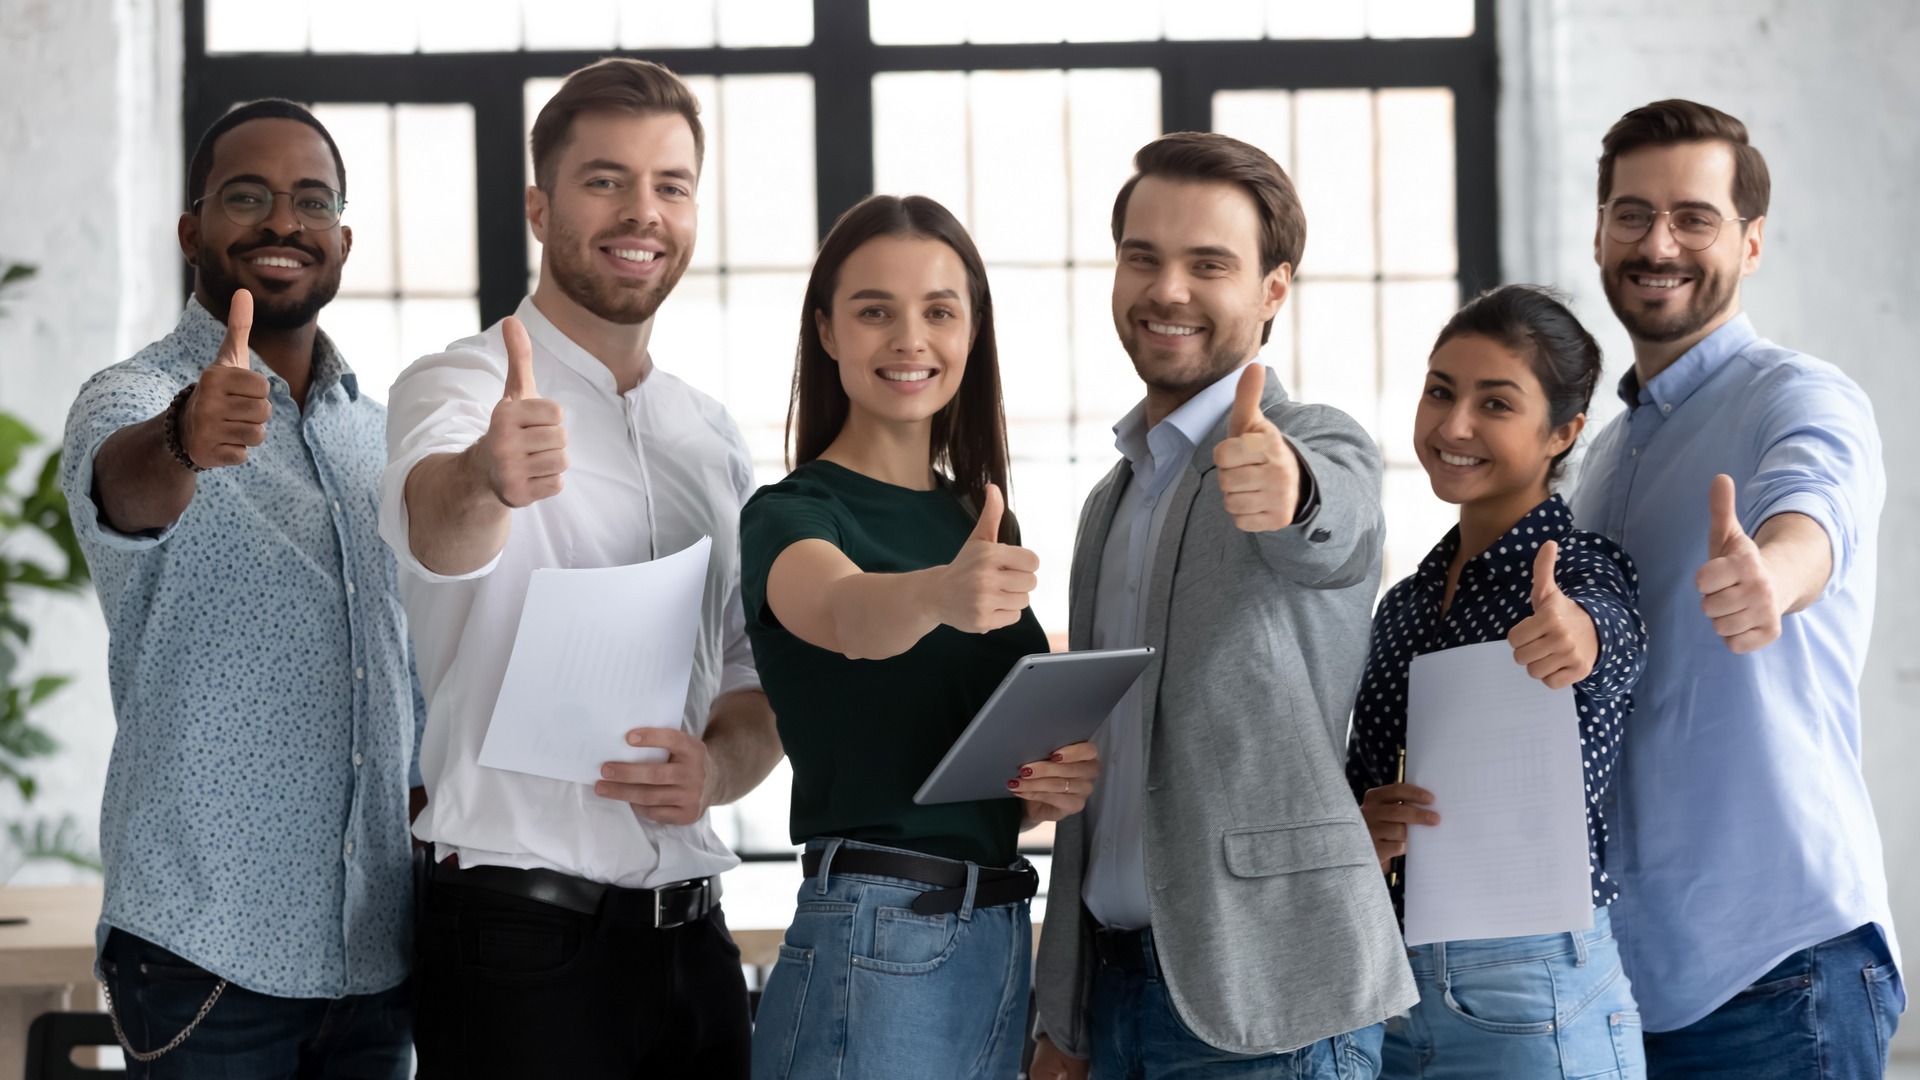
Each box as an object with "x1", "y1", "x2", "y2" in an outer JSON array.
[
  {"x1": 1088, "y1": 928, "x2": 1385, "y2": 1079},
  {"x1": 99, "y1": 928, "x2": 411, "y2": 1080},
  {"x1": 1642, "y1": 924, "x2": 1900, "y2": 1080}
]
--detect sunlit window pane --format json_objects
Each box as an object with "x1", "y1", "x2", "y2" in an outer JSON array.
[
  {"x1": 966, "y1": 1, "x2": 1066, "y2": 44},
  {"x1": 1070, "y1": 266, "x2": 1133, "y2": 460},
  {"x1": 1294, "y1": 280, "x2": 1379, "y2": 440},
  {"x1": 993, "y1": 267, "x2": 1073, "y2": 458},
  {"x1": 720, "y1": 76, "x2": 816, "y2": 269},
  {"x1": 1293, "y1": 90, "x2": 1375, "y2": 277},
  {"x1": 621, "y1": 0, "x2": 716, "y2": 48},
  {"x1": 1212, "y1": 89, "x2": 1294, "y2": 174},
  {"x1": 1164, "y1": 0, "x2": 1265, "y2": 41},
  {"x1": 722, "y1": 271, "x2": 811, "y2": 464},
  {"x1": 1065, "y1": 0, "x2": 1160, "y2": 42},
  {"x1": 872, "y1": 72, "x2": 972, "y2": 225},
  {"x1": 1378, "y1": 89, "x2": 1457, "y2": 276},
  {"x1": 1378, "y1": 279, "x2": 1460, "y2": 467},
  {"x1": 311, "y1": 0, "x2": 419, "y2": 53},
  {"x1": 1266, "y1": 0, "x2": 1365, "y2": 39},
  {"x1": 313, "y1": 104, "x2": 396, "y2": 295},
  {"x1": 970, "y1": 71, "x2": 1069, "y2": 264},
  {"x1": 680, "y1": 76, "x2": 723, "y2": 273},
  {"x1": 419, "y1": 0, "x2": 521, "y2": 51},
  {"x1": 1383, "y1": 466, "x2": 1457, "y2": 584},
  {"x1": 649, "y1": 271, "x2": 729, "y2": 400},
  {"x1": 395, "y1": 105, "x2": 478, "y2": 294},
  {"x1": 1368, "y1": 0, "x2": 1475, "y2": 39},
  {"x1": 206, "y1": 0, "x2": 311, "y2": 52},
  {"x1": 1010, "y1": 461, "x2": 1077, "y2": 633},
  {"x1": 867, "y1": 0, "x2": 961, "y2": 44},
  {"x1": 523, "y1": 0, "x2": 617, "y2": 50},
  {"x1": 718, "y1": 0, "x2": 813, "y2": 46},
  {"x1": 390, "y1": 298, "x2": 481, "y2": 396},
  {"x1": 1067, "y1": 69, "x2": 1161, "y2": 263},
  {"x1": 323, "y1": 297, "x2": 399, "y2": 388},
  {"x1": 1264, "y1": 296, "x2": 1299, "y2": 391}
]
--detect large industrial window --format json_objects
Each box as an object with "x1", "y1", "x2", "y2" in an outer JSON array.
[{"x1": 184, "y1": 0, "x2": 1498, "y2": 899}]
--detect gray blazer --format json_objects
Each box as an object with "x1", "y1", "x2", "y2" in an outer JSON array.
[{"x1": 1034, "y1": 369, "x2": 1418, "y2": 1056}]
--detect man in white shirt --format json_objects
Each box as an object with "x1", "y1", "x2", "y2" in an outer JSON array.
[{"x1": 379, "y1": 58, "x2": 781, "y2": 1077}]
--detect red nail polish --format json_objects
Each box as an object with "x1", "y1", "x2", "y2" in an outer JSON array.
[
  {"x1": 1021, "y1": 767, "x2": 1033, "y2": 778},
  {"x1": 1007, "y1": 779, "x2": 1020, "y2": 789},
  {"x1": 1051, "y1": 752, "x2": 1064, "y2": 762}
]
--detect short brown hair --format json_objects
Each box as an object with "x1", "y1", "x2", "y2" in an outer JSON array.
[
  {"x1": 530, "y1": 58, "x2": 704, "y2": 191},
  {"x1": 1597, "y1": 99, "x2": 1770, "y2": 221},
  {"x1": 1111, "y1": 132, "x2": 1305, "y2": 344}
]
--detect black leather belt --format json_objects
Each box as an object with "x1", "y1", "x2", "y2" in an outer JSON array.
[
  {"x1": 1092, "y1": 926, "x2": 1157, "y2": 975},
  {"x1": 800, "y1": 846, "x2": 1038, "y2": 916},
  {"x1": 432, "y1": 858, "x2": 721, "y2": 928}
]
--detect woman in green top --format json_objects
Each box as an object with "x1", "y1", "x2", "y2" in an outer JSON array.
[{"x1": 742, "y1": 194, "x2": 1100, "y2": 1080}]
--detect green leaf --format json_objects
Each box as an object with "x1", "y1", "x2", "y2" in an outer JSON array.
[
  {"x1": 0, "y1": 264, "x2": 34, "y2": 287},
  {"x1": 26, "y1": 675, "x2": 69, "y2": 707},
  {"x1": 0, "y1": 414, "x2": 37, "y2": 482}
]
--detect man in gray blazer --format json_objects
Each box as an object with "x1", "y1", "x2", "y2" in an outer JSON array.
[{"x1": 1029, "y1": 132, "x2": 1417, "y2": 1079}]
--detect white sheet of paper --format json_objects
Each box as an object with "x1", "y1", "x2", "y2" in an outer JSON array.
[
  {"x1": 1401, "y1": 640, "x2": 1594, "y2": 947},
  {"x1": 477, "y1": 536, "x2": 713, "y2": 785}
]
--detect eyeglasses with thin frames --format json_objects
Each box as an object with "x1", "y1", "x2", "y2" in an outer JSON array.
[
  {"x1": 191, "y1": 180, "x2": 347, "y2": 231},
  {"x1": 1598, "y1": 199, "x2": 1748, "y2": 252}
]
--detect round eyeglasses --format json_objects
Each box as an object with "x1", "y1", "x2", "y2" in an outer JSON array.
[
  {"x1": 192, "y1": 181, "x2": 346, "y2": 231},
  {"x1": 1599, "y1": 200, "x2": 1748, "y2": 252}
]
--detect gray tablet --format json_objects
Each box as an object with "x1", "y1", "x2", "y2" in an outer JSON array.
[{"x1": 912, "y1": 647, "x2": 1155, "y2": 806}]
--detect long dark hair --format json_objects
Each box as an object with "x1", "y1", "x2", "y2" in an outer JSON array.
[
  {"x1": 1432, "y1": 284, "x2": 1603, "y2": 484},
  {"x1": 787, "y1": 194, "x2": 1015, "y2": 542}
]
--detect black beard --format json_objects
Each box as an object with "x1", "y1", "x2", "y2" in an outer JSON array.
[
  {"x1": 544, "y1": 219, "x2": 688, "y2": 326},
  {"x1": 199, "y1": 233, "x2": 341, "y2": 331},
  {"x1": 1603, "y1": 258, "x2": 1737, "y2": 345}
]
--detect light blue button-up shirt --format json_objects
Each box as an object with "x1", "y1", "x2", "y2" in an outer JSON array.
[
  {"x1": 1567, "y1": 313, "x2": 1900, "y2": 1031},
  {"x1": 1082, "y1": 362, "x2": 1251, "y2": 930},
  {"x1": 61, "y1": 299, "x2": 420, "y2": 999}
]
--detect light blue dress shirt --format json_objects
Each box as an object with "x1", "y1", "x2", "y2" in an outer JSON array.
[
  {"x1": 1082, "y1": 362, "x2": 1251, "y2": 931},
  {"x1": 1567, "y1": 313, "x2": 1900, "y2": 1031},
  {"x1": 61, "y1": 299, "x2": 421, "y2": 999}
]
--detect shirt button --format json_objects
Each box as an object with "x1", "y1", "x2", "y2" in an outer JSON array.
[
  {"x1": 332, "y1": 499, "x2": 341, "y2": 512},
  {"x1": 1629, "y1": 448, "x2": 1638, "y2": 457},
  {"x1": 344, "y1": 841, "x2": 355, "y2": 856},
  {"x1": 354, "y1": 666, "x2": 365, "y2": 680},
  {"x1": 345, "y1": 581, "x2": 356, "y2": 596},
  {"x1": 353, "y1": 752, "x2": 363, "y2": 767},
  {"x1": 1660, "y1": 403, "x2": 1672, "y2": 414}
]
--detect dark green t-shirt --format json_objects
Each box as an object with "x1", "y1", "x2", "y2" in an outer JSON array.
[{"x1": 740, "y1": 460, "x2": 1047, "y2": 867}]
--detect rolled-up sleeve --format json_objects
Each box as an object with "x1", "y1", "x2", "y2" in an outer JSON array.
[
  {"x1": 1741, "y1": 365, "x2": 1883, "y2": 602},
  {"x1": 379, "y1": 342, "x2": 506, "y2": 583},
  {"x1": 60, "y1": 363, "x2": 185, "y2": 554}
]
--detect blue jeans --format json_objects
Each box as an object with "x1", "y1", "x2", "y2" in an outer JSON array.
[
  {"x1": 1642, "y1": 923, "x2": 1900, "y2": 1080},
  {"x1": 1383, "y1": 906, "x2": 1644, "y2": 1079},
  {"x1": 98, "y1": 928, "x2": 410, "y2": 1080},
  {"x1": 750, "y1": 838, "x2": 1033, "y2": 1080},
  {"x1": 1089, "y1": 927, "x2": 1385, "y2": 1079}
]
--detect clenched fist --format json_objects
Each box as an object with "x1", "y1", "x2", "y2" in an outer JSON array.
[
  {"x1": 477, "y1": 316, "x2": 568, "y2": 508},
  {"x1": 180, "y1": 289, "x2": 271, "y2": 469},
  {"x1": 933, "y1": 483, "x2": 1040, "y2": 633},
  {"x1": 1695, "y1": 474, "x2": 1782, "y2": 654},
  {"x1": 1507, "y1": 541, "x2": 1599, "y2": 690}
]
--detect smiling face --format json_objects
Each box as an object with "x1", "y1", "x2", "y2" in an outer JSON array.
[
  {"x1": 815, "y1": 235, "x2": 974, "y2": 429},
  {"x1": 530, "y1": 109, "x2": 698, "y2": 326},
  {"x1": 1596, "y1": 140, "x2": 1762, "y2": 350},
  {"x1": 182, "y1": 117, "x2": 351, "y2": 331},
  {"x1": 1111, "y1": 176, "x2": 1288, "y2": 404},
  {"x1": 1415, "y1": 333, "x2": 1581, "y2": 513}
]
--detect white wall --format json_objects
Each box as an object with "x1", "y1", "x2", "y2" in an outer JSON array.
[
  {"x1": 0, "y1": 0, "x2": 181, "y2": 884},
  {"x1": 1500, "y1": 0, "x2": 1920, "y2": 1057}
]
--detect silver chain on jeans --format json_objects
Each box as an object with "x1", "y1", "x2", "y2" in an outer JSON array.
[{"x1": 101, "y1": 974, "x2": 228, "y2": 1062}]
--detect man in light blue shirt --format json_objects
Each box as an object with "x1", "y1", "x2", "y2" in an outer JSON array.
[
  {"x1": 61, "y1": 100, "x2": 417, "y2": 1078},
  {"x1": 1570, "y1": 99, "x2": 1900, "y2": 1078}
]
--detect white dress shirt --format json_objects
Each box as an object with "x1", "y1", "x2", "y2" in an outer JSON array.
[
  {"x1": 1082, "y1": 361, "x2": 1251, "y2": 930},
  {"x1": 379, "y1": 297, "x2": 760, "y2": 889}
]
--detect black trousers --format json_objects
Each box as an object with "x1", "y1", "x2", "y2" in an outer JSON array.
[{"x1": 413, "y1": 870, "x2": 751, "y2": 1079}]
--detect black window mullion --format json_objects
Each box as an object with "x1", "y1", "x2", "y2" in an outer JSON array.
[
  {"x1": 811, "y1": 0, "x2": 876, "y2": 240},
  {"x1": 473, "y1": 83, "x2": 529, "y2": 326}
]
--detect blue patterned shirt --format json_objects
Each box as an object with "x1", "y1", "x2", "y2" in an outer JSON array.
[
  {"x1": 1346, "y1": 495, "x2": 1647, "y2": 917},
  {"x1": 61, "y1": 299, "x2": 420, "y2": 999}
]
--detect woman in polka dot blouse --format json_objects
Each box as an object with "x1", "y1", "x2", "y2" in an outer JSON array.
[{"x1": 1347, "y1": 285, "x2": 1650, "y2": 1079}]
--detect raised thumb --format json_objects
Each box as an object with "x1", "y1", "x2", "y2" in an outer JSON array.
[
  {"x1": 216, "y1": 289, "x2": 254, "y2": 369},
  {"x1": 1228, "y1": 363, "x2": 1268, "y2": 436},
  {"x1": 502, "y1": 316, "x2": 536, "y2": 401},
  {"x1": 1708, "y1": 473, "x2": 1745, "y2": 556},
  {"x1": 1531, "y1": 540, "x2": 1561, "y2": 608},
  {"x1": 970, "y1": 482, "x2": 1005, "y2": 544}
]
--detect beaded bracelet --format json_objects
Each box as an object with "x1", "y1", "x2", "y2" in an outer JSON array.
[{"x1": 162, "y1": 382, "x2": 208, "y2": 473}]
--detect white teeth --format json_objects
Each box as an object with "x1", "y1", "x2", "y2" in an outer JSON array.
[
  {"x1": 880, "y1": 369, "x2": 933, "y2": 382},
  {"x1": 609, "y1": 248, "x2": 657, "y2": 263},
  {"x1": 1439, "y1": 451, "x2": 1483, "y2": 467},
  {"x1": 1637, "y1": 275, "x2": 1684, "y2": 288},
  {"x1": 249, "y1": 256, "x2": 302, "y2": 269},
  {"x1": 1146, "y1": 321, "x2": 1199, "y2": 336}
]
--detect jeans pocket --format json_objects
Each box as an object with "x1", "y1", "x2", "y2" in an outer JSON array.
[
  {"x1": 865, "y1": 907, "x2": 958, "y2": 973},
  {"x1": 750, "y1": 944, "x2": 815, "y2": 1080},
  {"x1": 1439, "y1": 959, "x2": 1559, "y2": 1035},
  {"x1": 1608, "y1": 1010, "x2": 1645, "y2": 1078},
  {"x1": 1865, "y1": 962, "x2": 1899, "y2": 1068}
]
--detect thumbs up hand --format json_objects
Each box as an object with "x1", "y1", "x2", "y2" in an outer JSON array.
[
  {"x1": 1507, "y1": 541, "x2": 1599, "y2": 690},
  {"x1": 933, "y1": 483, "x2": 1040, "y2": 633},
  {"x1": 477, "y1": 316, "x2": 568, "y2": 508},
  {"x1": 1695, "y1": 474, "x2": 1781, "y2": 653},
  {"x1": 180, "y1": 288, "x2": 272, "y2": 469},
  {"x1": 1212, "y1": 364, "x2": 1302, "y2": 532}
]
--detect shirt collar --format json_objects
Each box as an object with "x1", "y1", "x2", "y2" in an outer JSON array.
[
  {"x1": 1615, "y1": 313, "x2": 1758, "y2": 411},
  {"x1": 178, "y1": 297, "x2": 360, "y2": 401},
  {"x1": 514, "y1": 295, "x2": 625, "y2": 398},
  {"x1": 1111, "y1": 359, "x2": 1258, "y2": 466},
  {"x1": 1414, "y1": 493, "x2": 1577, "y2": 588}
]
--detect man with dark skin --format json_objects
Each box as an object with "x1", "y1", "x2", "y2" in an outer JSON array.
[{"x1": 61, "y1": 100, "x2": 419, "y2": 1078}]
